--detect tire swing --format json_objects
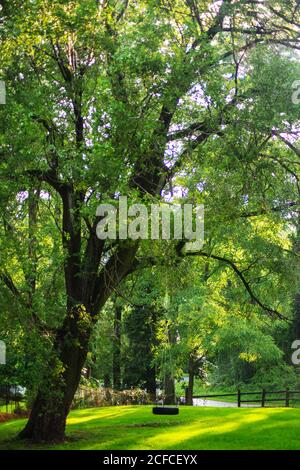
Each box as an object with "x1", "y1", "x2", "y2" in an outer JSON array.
[
  {"x1": 152, "y1": 406, "x2": 179, "y2": 415},
  {"x1": 152, "y1": 298, "x2": 179, "y2": 416}
]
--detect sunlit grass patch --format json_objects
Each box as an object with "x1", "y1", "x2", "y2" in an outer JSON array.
[{"x1": 0, "y1": 406, "x2": 300, "y2": 450}]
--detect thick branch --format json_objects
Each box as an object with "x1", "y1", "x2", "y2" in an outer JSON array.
[
  {"x1": 27, "y1": 169, "x2": 70, "y2": 196},
  {"x1": 92, "y1": 241, "x2": 139, "y2": 316},
  {"x1": 0, "y1": 271, "x2": 54, "y2": 332},
  {"x1": 181, "y1": 249, "x2": 288, "y2": 321},
  {"x1": 240, "y1": 201, "x2": 300, "y2": 218},
  {"x1": 274, "y1": 132, "x2": 300, "y2": 157}
]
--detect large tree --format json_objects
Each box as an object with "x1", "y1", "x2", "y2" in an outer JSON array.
[{"x1": 1, "y1": 0, "x2": 300, "y2": 441}]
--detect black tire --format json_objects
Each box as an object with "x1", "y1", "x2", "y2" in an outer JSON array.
[{"x1": 152, "y1": 407, "x2": 179, "y2": 415}]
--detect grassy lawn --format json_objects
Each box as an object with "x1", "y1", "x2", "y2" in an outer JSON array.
[
  {"x1": 0, "y1": 406, "x2": 300, "y2": 450},
  {"x1": 0, "y1": 402, "x2": 26, "y2": 413}
]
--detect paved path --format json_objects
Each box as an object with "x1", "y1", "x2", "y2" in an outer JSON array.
[
  {"x1": 192, "y1": 398, "x2": 260, "y2": 408},
  {"x1": 193, "y1": 398, "x2": 236, "y2": 407}
]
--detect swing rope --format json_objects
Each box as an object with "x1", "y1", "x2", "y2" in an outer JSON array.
[{"x1": 152, "y1": 274, "x2": 179, "y2": 414}]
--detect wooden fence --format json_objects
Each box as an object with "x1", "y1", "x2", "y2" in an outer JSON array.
[
  {"x1": 191, "y1": 389, "x2": 300, "y2": 407},
  {"x1": 0, "y1": 385, "x2": 24, "y2": 413}
]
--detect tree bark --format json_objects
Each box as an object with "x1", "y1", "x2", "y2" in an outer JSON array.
[
  {"x1": 19, "y1": 240, "x2": 138, "y2": 442},
  {"x1": 145, "y1": 308, "x2": 157, "y2": 401},
  {"x1": 186, "y1": 354, "x2": 195, "y2": 406},
  {"x1": 145, "y1": 364, "x2": 156, "y2": 401},
  {"x1": 19, "y1": 310, "x2": 91, "y2": 442},
  {"x1": 113, "y1": 305, "x2": 122, "y2": 390},
  {"x1": 164, "y1": 374, "x2": 175, "y2": 405},
  {"x1": 104, "y1": 374, "x2": 111, "y2": 389},
  {"x1": 163, "y1": 324, "x2": 176, "y2": 405}
]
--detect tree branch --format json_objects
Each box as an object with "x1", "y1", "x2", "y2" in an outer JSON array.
[
  {"x1": 240, "y1": 201, "x2": 300, "y2": 218},
  {"x1": 180, "y1": 249, "x2": 288, "y2": 321}
]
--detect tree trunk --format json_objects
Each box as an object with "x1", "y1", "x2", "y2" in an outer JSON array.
[
  {"x1": 164, "y1": 374, "x2": 175, "y2": 405},
  {"x1": 113, "y1": 305, "x2": 122, "y2": 390},
  {"x1": 186, "y1": 355, "x2": 195, "y2": 406},
  {"x1": 19, "y1": 311, "x2": 91, "y2": 442},
  {"x1": 19, "y1": 350, "x2": 87, "y2": 441},
  {"x1": 164, "y1": 324, "x2": 176, "y2": 405},
  {"x1": 85, "y1": 366, "x2": 92, "y2": 380},
  {"x1": 145, "y1": 364, "x2": 156, "y2": 402},
  {"x1": 19, "y1": 240, "x2": 138, "y2": 442},
  {"x1": 104, "y1": 374, "x2": 111, "y2": 388},
  {"x1": 146, "y1": 308, "x2": 157, "y2": 401}
]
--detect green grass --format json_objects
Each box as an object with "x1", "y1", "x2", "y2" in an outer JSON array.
[
  {"x1": 0, "y1": 402, "x2": 26, "y2": 413},
  {"x1": 1, "y1": 406, "x2": 300, "y2": 450}
]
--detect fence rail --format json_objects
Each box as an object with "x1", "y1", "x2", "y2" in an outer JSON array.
[
  {"x1": 0, "y1": 385, "x2": 24, "y2": 413},
  {"x1": 191, "y1": 388, "x2": 300, "y2": 408}
]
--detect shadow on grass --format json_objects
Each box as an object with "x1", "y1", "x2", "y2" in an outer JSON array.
[
  {"x1": 175, "y1": 408, "x2": 300, "y2": 450},
  {"x1": 1, "y1": 406, "x2": 300, "y2": 450},
  {"x1": 56, "y1": 407, "x2": 298, "y2": 450}
]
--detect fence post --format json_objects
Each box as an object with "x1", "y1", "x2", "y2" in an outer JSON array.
[
  {"x1": 285, "y1": 388, "x2": 290, "y2": 407},
  {"x1": 237, "y1": 389, "x2": 241, "y2": 408},
  {"x1": 261, "y1": 388, "x2": 266, "y2": 407}
]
